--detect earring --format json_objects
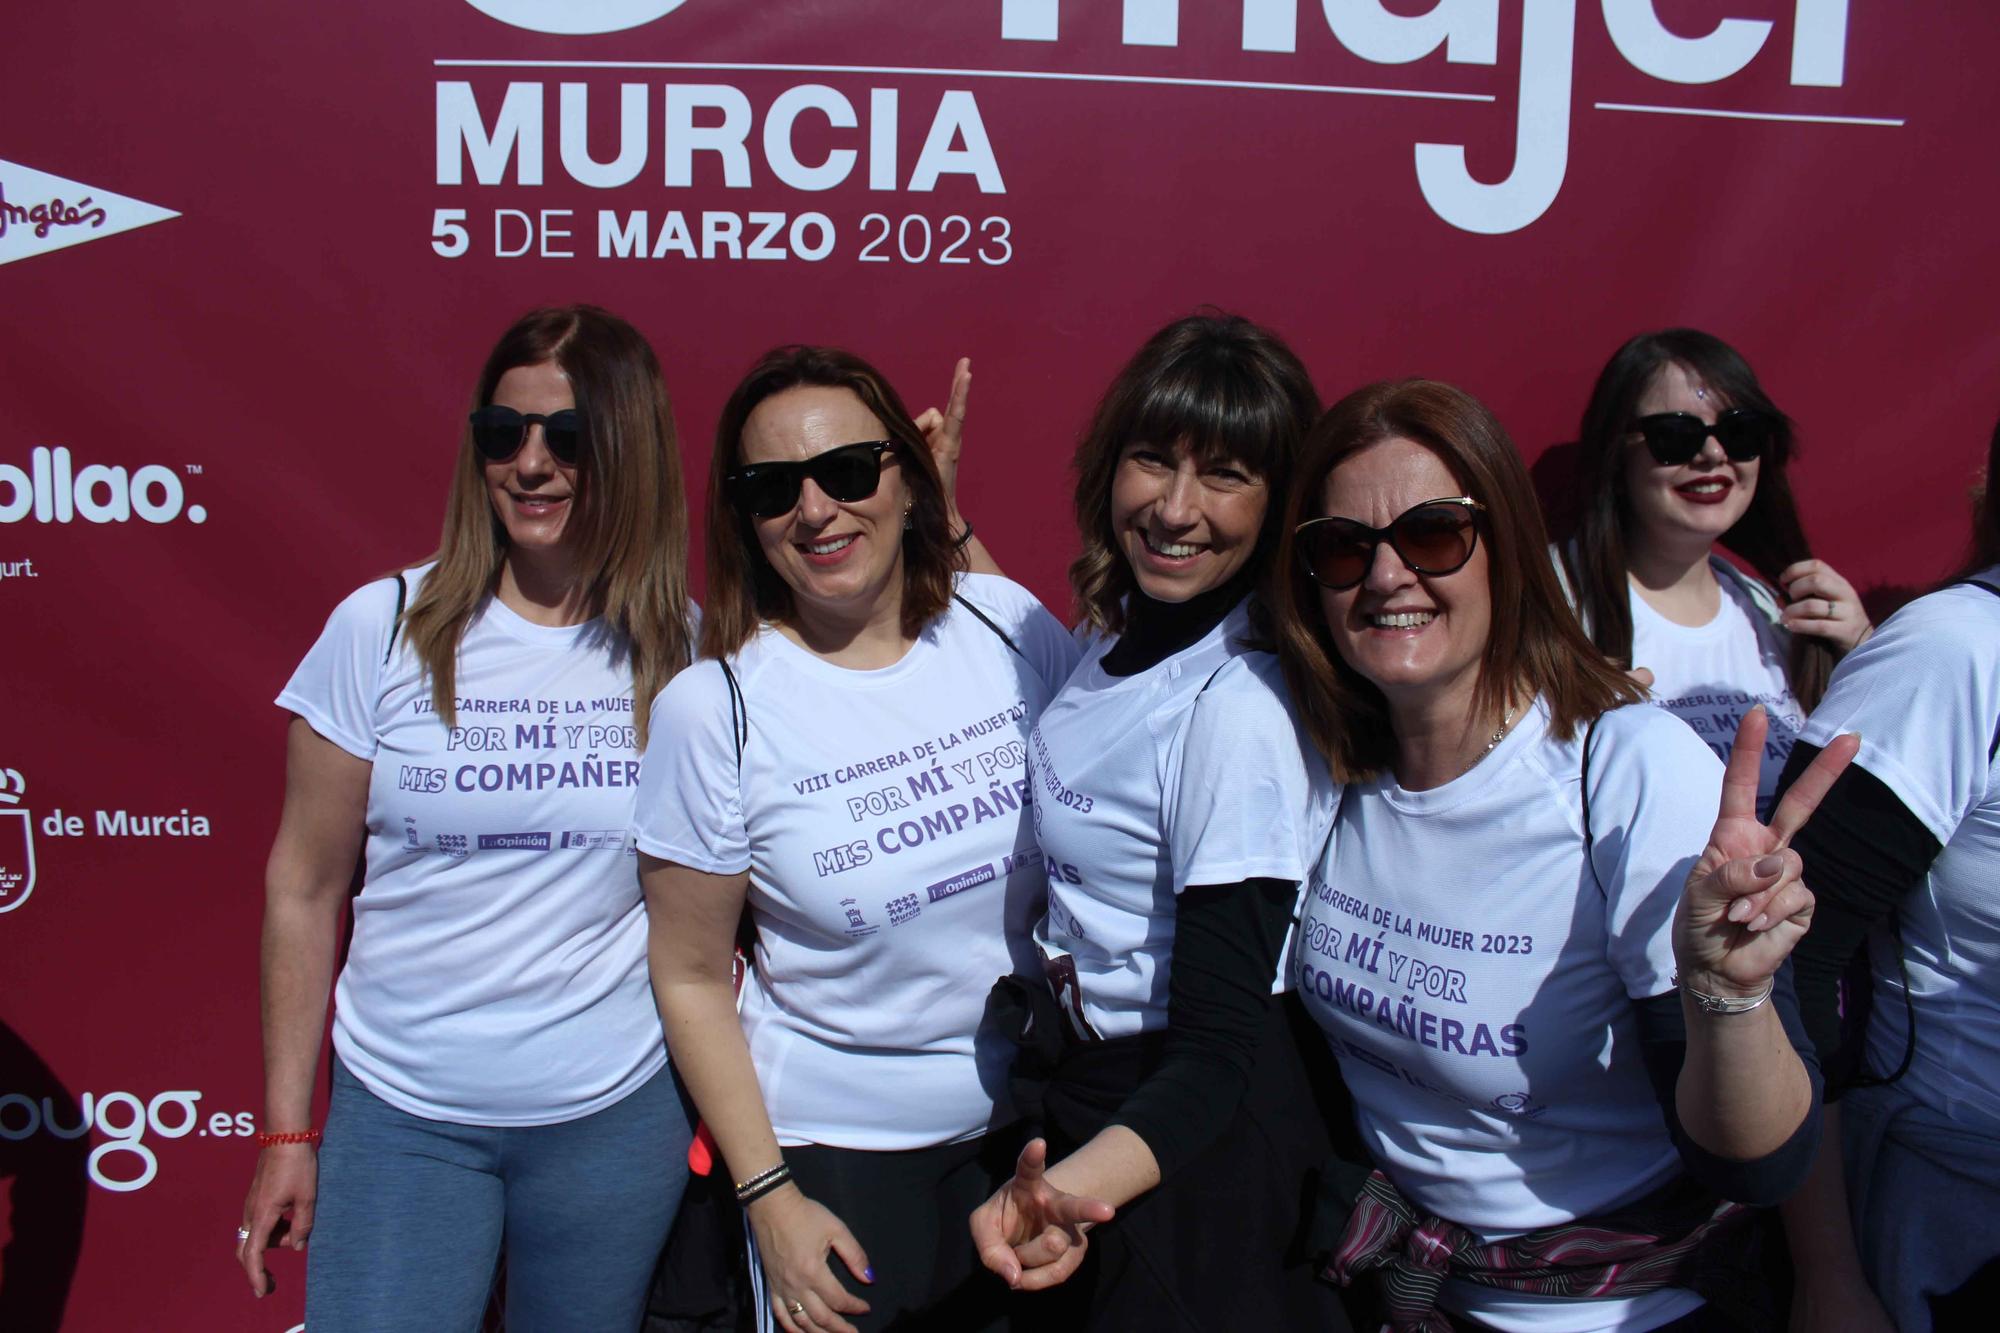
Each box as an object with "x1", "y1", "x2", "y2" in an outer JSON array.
[{"x1": 904, "y1": 502, "x2": 913, "y2": 531}]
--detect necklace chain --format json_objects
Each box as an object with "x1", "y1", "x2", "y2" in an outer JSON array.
[{"x1": 1477, "y1": 705, "x2": 1518, "y2": 760}]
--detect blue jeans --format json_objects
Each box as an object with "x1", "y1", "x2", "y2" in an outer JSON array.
[{"x1": 305, "y1": 1059, "x2": 691, "y2": 1333}]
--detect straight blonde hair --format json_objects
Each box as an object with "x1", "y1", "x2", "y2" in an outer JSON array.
[{"x1": 400, "y1": 306, "x2": 693, "y2": 744}]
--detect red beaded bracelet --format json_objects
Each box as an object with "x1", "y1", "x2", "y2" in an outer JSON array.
[{"x1": 255, "y1": 1129, "x2": 323, "y2": 1148}]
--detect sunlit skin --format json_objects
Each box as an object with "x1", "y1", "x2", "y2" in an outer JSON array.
[
  {"x1": 1110, "y1": 442, "x2": 1268, "y2": 604},
  {"x1": 1317, "y1": 437, "x2": 1492, "y2": 735},
  {"x1": 485, "y1": 361, "x2": 588, "y2": 622},
  {"x1": 740, "y1": 385, "x2": 913, "y2": 660},
  {"x1": 1620, "y1": 363, "x2": 1761, "y2": 586}
]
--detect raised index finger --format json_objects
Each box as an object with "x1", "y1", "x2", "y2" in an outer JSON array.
[
  {"x1": 1716, "y1": 705, "x2": 1771, "y2": 824},
  {"x1": 946, "y1": 357, "x2": 971, "y2": 427},
  {"x1": 1769, "y1": 731, "x2": 1861, "y2": 847}
]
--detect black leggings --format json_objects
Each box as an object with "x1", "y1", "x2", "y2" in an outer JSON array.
[{"x1": 784, "y1": 1129, "x2": 1018, "y2": 1333}]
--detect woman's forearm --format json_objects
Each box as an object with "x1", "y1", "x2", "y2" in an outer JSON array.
[
  {"x1": 649, "y1": 943, "x2": 785, "y2": 1184},
  {"x1": 1042, "y1": 1125, "x2": 1161, "y2": 1209},
  {"x1": 1675, "y1": 994, "x2": 1813, "y2": 1159},
  {"x1": 258, "y1": 888, "x2": 345, "y2": 1130}
]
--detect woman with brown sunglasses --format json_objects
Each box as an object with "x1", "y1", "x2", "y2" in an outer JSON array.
[{"x1": 1268, "y1": 378, "x2": 1851, "y2": 1331}]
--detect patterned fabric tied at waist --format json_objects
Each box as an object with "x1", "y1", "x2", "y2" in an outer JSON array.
[{"x1": 1324, "y1": 1168, "x2": 1747, "y2": 1333}]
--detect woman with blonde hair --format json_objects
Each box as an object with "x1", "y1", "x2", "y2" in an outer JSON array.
[{"x1": 235, "y1": 305, "x2": 696, "y2": 1331}]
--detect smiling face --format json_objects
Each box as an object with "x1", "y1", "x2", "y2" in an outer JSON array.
[
  {"x1": 1317, "y1": 436, "x2": 1491, "y2": 721},
  {"x1": 1621, "y1": 361, "x2": 1761, "y2": 551},
  {"x1": 1109, "y1": 441, "x2": 1269, "y2": 604},
  {"x1": 739, "y1": 384, "x2": 909, "y2": 630},
  {"x1": 484, "y1": 361, "x2": 579, "y2": 557}
]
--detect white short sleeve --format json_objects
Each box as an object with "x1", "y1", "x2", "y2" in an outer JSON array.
[
  {"x1": 1168, "y1": 654, "x2": 1326, "y2": 891},
  {"x1": 275, "y1": 576, "x2": 404, "y2": 760},
  {"x1": 1802, "y1": 577, "x2": 2000, "y2": 844},
  {"x1": 634, "y1": 660, "x2": 751, "y2": 874},
  {"x1": 1581, "y1": 705, "x2": 1724, "y2": 999},
  {"x1": 955, "y1": 572, "x2": 1082, "y2": 698}
]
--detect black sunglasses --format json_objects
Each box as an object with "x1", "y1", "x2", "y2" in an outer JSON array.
[
  {"x1": 1294, "y1": 497, "x2": 1485, "y2": 591},
  {"x1": 1630, "y1": 409, "x2": 1773, "y2": 467},
  {"x1": 725, "y1": 441, "x2": 897, "y2": 519},
  {"x1": 469, "y1": 406, "x2": 585, "y2": 466}
]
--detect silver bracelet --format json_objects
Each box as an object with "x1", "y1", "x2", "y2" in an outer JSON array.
[
  {"x1": 1674, "y1": 972, "x2": 1775, "y2": 1015},
  {"x1": 733, "y1": 1161, "x2": 793, "y2": 1205}
]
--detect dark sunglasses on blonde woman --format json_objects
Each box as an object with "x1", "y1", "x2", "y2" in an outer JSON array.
[
  {"x1": 725, "y1": 440, "x2": 898, "y2": 519},
  {"x1": 1295, "y1": 497, "x2": 1485, "y2": 590},
  {"x1": 469, "y1": 405, "x2": 585, "y2": 466},
  {"x1": 1631, "y1": 408, "x2": 1773, "y2": 467}
]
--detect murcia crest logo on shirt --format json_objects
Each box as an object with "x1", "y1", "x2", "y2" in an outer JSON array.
[
  {"x1": 839, "y1": 897, "x2": 878, "y2": 939},
  {"x1": 0, "y1": 159, "x2": 178, "y2": 268},
  {"x1": 0, "y1": 769, "x2": 37, "y2": 915}
]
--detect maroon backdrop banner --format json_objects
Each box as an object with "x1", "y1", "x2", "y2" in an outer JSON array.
[{"x1": 3, "y1": 3, "x2": 1995, "y2": 1329}]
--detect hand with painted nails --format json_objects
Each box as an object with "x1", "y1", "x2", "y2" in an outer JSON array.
[
  {"x1": 970, "y1": 1138, "x2": 1117, "y2": 1291},
  {"x1": 747, "y1": 1184, "x2": 873, "y2": 1333},
  {"x1": 1672, "y1": 705, "x2": 1860, "y2": 998}
]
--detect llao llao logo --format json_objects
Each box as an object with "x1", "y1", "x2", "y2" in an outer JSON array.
[{"x1": 0, "y1": 769, "x2": 33, "y2": 915}]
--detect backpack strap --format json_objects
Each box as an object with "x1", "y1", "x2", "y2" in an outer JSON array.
[
  {"x1": 718, "y1": 659, "x2": 747, "y2": 776},
  {"x1": 1580, "y1": 714, "x2": 1606, "y2": 894},
  {"x1": 384, "y1": 571, "x2": 408, "y2": 666},
  {"x1": 952, "y1": 592, "x2": 1024, "y2": 659}
]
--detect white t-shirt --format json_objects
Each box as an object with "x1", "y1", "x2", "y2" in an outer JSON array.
[
  {"x1": 1030, "y1": 600, "x2": 1338, "y2": 1040},
  {"x1": 634, "y1": 574, "x2": 1077, "y2": 1151},
  {"x1": 276, "y1": 565, "x2": 667, "y2": 1126},
  {"x1": 1629, "y1": 558, "x2": 1802, "y2": 820},
  {"x1": 1801, "y1": 568, "x2": 2000, "y2": 1133},
  {"x1": 1297, "y1": 699, "x2": 1721, "y2": 1333}
]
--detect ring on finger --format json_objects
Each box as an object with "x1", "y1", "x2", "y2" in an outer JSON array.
[
  {"x1": 235, "y1": 1226, "x2": 251, "y2": 1242},
  {"x1": 788, "y1": 1299, "x2": 807, "y2": 1319}
]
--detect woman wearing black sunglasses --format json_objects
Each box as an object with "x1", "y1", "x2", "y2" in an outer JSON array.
[
  {"x1": 968, "y1": 313, "x2": 1352, "y2": 1331},
  {"x1": 237, "y1": 306, "x2": 698, "y2": 1329},
  {"x1": 1558, "y1": 329, "x2": 1871, "y2": 820},
  {"x1": 1266, "y1": 378, "x2": 1851, "y2": 1331},
  {"x1": 634, "y1": 345, "x2": 1077, "y2": 1333}
]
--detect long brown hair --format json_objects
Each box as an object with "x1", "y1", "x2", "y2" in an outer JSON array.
[
  {"x1": 1271, "y1": 380, "x2": 1643, "y2": 783},
  {"x1": 1956, "y1": 410, "x2": 2000, "y2": 579},
  {"x1": 1069, "y1": 312, "x2": 1320, "y2": 634},
  {"x1": 700, "y1": 345, "x2": 960, "y2": 658},
  {"x1": 1561, "y1": 328, "x2": 1834, "y2": 709},
  {"x1": 400, "y1": 305, "x2": 693, "y2": 744}
]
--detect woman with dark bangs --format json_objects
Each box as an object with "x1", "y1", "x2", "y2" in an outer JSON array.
[
  {"x1": 1268, "y1": 379, "x2": 1850, "y2": 1331},
  {"x1": 636, "y1": 346, "x2": 1076, "y2": 1333},
  {"x1": 1559, "y1": 329, "x2": 1871, "y2": 818},
  {"x1": 1779, "y1": 416, "x2": 2000, "y2": 1332},
  {"x1": 969, "y1": 313, "x2": 1353, "y2": 1331},
  {"x1": 237, "y1": 306, "x2": 697, "y2": 1330}
]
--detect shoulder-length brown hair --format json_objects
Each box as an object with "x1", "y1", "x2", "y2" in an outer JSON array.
[
  {"x1": 699, "y1": 345, "x2": 960, "y2": 658},
  {"x1": 1070, "y1": 312, "x2": 1320, "y2": 634},
  {"x1": 1271, "y1": 379, "x2": 1644, "y2": 783},
  {"x1": 1560, "y1": 328, "x2": 1835, "y2": 710},
  {"x1": 400, "y1": 305, "x2": 693, "y2": 745}
]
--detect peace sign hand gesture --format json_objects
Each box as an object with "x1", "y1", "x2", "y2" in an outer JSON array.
[{"x1": 1673, "y1": 706, "x2": 1860, "y2": 997}]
